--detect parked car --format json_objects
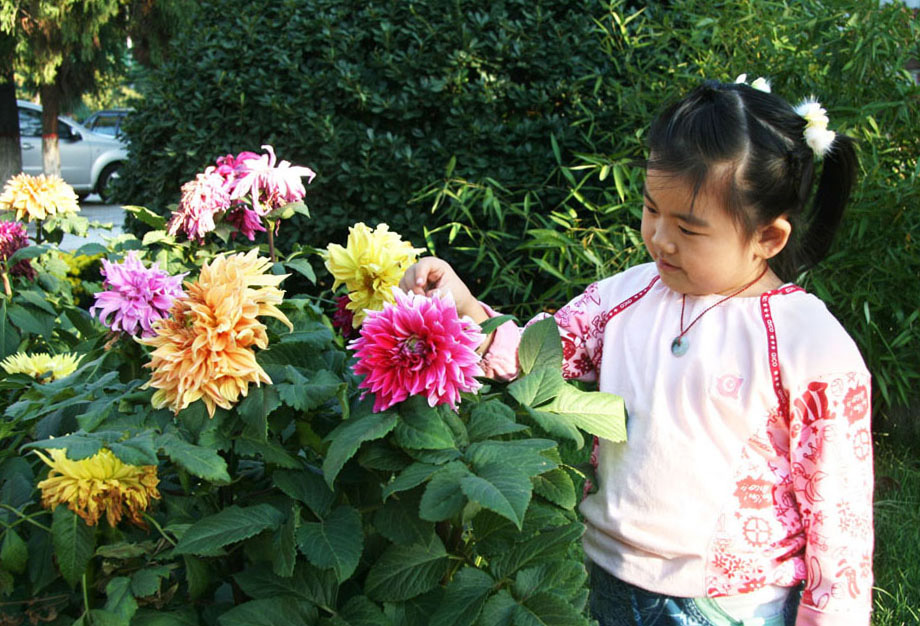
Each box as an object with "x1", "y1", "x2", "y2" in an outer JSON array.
[
  {"x1": 82, "y1": 108, "x2": 132, "y2": 139},
  {"x1": 17, "y1": 100, "x2": 127, "y2": 202}
]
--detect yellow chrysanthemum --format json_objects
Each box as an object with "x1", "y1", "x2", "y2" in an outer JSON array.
[
  {"x1": 0, "y1": 352, "x2": 82, "y2": 382},
  {"x1": 324, "y1": 223, "x2": 423, "y2": 326},
  {"x1": 35, "y1": 447, "x2": 160, "y2": 527},
  {"x1": 0, "y1": 173, "x2": 80, "y2": 222},
  {"x1": 138, "y1": 249, "x2": 292, "y2": 417}
]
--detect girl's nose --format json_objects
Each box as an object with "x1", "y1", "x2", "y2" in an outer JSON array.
[{"x1": 651, "y1": 224, "x2": 676, "y2": 255}]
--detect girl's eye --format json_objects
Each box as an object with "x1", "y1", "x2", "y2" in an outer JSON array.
[
  {"x1": 644, "y1": 204, "x2": 657, "y2": 215},
  {"x1": 678, "y1": 226, "x2": 698, "y2": 236}
]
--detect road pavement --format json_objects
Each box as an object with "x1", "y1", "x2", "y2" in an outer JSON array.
[{"x1": 43, "y1": 194, "x2": 127, "y2": 252}]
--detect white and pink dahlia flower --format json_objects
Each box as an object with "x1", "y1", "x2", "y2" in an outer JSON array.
[{"x1": 348, "y1": 290, "x2": 484, "y2": 412}]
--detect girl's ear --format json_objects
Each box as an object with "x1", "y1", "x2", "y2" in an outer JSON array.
[{"x1": 756, "y1": 216, "x2": 792, "y2": 260}]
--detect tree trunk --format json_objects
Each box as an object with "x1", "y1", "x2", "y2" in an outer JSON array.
[
  {"x1": 0, "y1": 35, "x2": 20, "y2": 187},
  {"x1": 39, "y1": 83, "x2": 61, "y2": 177}
]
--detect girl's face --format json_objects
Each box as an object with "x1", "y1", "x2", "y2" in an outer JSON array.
[{"x1": 641, "y1": 168, "x2": 774, "y2": 296}]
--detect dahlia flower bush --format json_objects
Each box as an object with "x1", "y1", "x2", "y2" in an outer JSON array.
[
  {"x1": 0, "y1": 214, "x2": 622, "y2": 625},
  {"x1": 0, "y1": 173, "x2": 87, "y2": 243}
]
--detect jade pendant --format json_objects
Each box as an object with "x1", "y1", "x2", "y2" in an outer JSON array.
[{"x1": 670, "y1": 336, "x2": 689, "y2": 357}]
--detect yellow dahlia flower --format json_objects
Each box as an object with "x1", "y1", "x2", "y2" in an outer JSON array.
[
  {"x1": 324, "y1": 223, "x2": 423, "y2": 326},
  {"x1": 138, "y1": 249, "x2": 292, "y2": 417},
  {"x1": 0, "y1": 173, "x2": 80, "y2": 222},
  {"x1": 0, "y1": 352, "x2": 82, "y2": 382},
  {"x1": 35, "y1": 447, "x2": 160, "y2": 527}
]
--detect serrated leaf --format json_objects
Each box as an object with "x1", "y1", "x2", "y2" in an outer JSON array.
[
  {"x1": 234, "y1": 561, "x2": 336, "y2": 606},
  {"x1": 284, "y1": 258, "x2": 316, "y2": 283},
  {"x1": 466, "y1": 440, "x2": 557, "y2": 478},
  {"x1": 174, "y1": 504, "x2": 285, "y2": 556},
  {"x1": 104, "y1": 576, "x2": 138, "y2": 622},
  {"x1": 419, "y1": 461, "x2": 471, "y2": 522},
  {"x1": 296, "y1": 505, "x2": 363, "y2": 582},
  {"x1": 394, "y1": 396, "x2": 456, "y2": 450},
  {"x1": 373, "y1": 491, "x2": 435, "y2": 545},
  {"x1": 539, "y1": 385, "x2": 626, "y2": 443},
  {"x1": 514, "y1": 591, "x2": 590, "y2": 626},
  {"x1": 131, "y1": 607, "x2": 199, "y2": 626},
  {"x1": 490, "y1": 523, "x2": 584, "y2": 579},
  {"x1": 217, "y1": 599, "x2": 316, "y2": 626},
  {"x1": 512, "y1": 562, "x2": 586, "y2": 601},
  {"x1": 273, "y1": 468, "x2": 335, "y2": 517},
  {"x1": 507, "y1": 367, "x2": 565, "y2": 407},
  {"x1": 183, "y1": 555, "x2": 210, "y2": 600},
  {"x1": 273, "y1": 507, "x2": 298, "y2": 577},
  {"x1": 381, "y1": 462, "x2": 438, "y2": 501},
  {"x1": 467, "y1": 401, "x2": 527, "y2": 442},
  {"x1": 278, "y1": 368, "x2": 343, "y2": 411},
  {"x1": 531, "y1": 468, "x2": 576, "y2": 510},
  {"x1": 365, "y1": 535, "x2": 448, "y2": 602},
  {"x1": 522, "y1": 406, "x2": 584, "y2": 448},
  {"x1": 6, "y1": 244, "x2": 49, "y2": 265},
  {"x1": 52, "y1": 506, "x2": 96, "y2": 587},
  {"x1": 479, "y1": 314, "x2": 516, "y2": 335},
  {"x1": 0, "y1": 528, "x2": 27, "y2": 574},
  {"x1": 461, "y1": 463, "x2": 532, "y2": 529},
  {"x1": 159, "y1": 432, "x2": 230, "y2": 483},
  {"x1": 338, "y1": 595, "x2": 390, "y2": 626},
  {"x1": 236, "y1": 386, "x2": 282, "y2": 436},
  {"x1": 131, "y1": 566, "x2": 171, "y2": 597},
  {"x1": 517, "y1": 318, "x2": 563, "y2": 376},
  {"x1": 322, "y1": 410, "x2": 398, "y2": 487},
  {"x1": 109, "y1": 431, "x2": 159, "y2": 466},
  {"x1": 479, "y1": 589, "x2": 518, "y2": 626},
  {"x1": 234, "y1": 434, "x2": 300, "y2": 468},
  {"x1": 16, "y1": 289, "x2": 58, "y2": 315},
  {"x1": 123, "y1": 205, "x2": 167, "y2": 229},
  {"x1": 430, "y1": 567, "x2": 495, "y2": 626}
]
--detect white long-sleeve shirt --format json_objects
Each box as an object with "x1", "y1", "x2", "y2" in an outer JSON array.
[{"x1": 481, "y1": 262, "x2": 873, "y2": 626}]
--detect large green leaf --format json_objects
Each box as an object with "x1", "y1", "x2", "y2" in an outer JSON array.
[
  {"x1": 273, "y1": 468, "x2": 335, "y2": 517},
  {"x1": 522, "y1": 406, "x2": 584, "y2": 448},
  {"x1": 465, "y1": 440, "x2": 557, "y2": 478},
  {"x1": 296, "y1": 505, "x2": 363, "y2": 582},
  {"x1": 467, "y1": 401, "x2": 527, "y2": 442},
  {"x1": 507, "y1": 366, "x2": 565, "y2": 407},
  {"x1": 489, "y1": 522, "x2": 584, "y2": 579},
  {"x1": 277, "y1": 367, "x2": 343, "y2": 411},
  {"x1": 373, "y1": 492, "x2": 435, "y2": 546},
  {"x1": 322, "y1": 410, "x2": 398, "y2": 487},
  {"x1": 52, "y1": 506, "x2": 96, "y2": 587},
  {"x1": 394, "y1": 396, "x2": 456, "y2": 450},
  {"x1": 539, "y1": 385, "x2": 627, "y2": 443},
  {"x1": 514, "y1": 591, "x2": 590, "y2": 626},
  {"x1": 381, "y1": 462, "x2": 438, "y2": 501},
  {"x1": 513, "y1": 561, "x2": 587, "y2": 601},
  {"x1": 217, "y1": 599, "x2": 317, "y2": 626},
  {"x1": 419, "y1": 461, "x2": 471, "y2": 522},
  {"x1": 0, "y1": 528, "x2": 27, "y2": 574},
  {"x1": 108, "y1": 431, "x2": 159, "y2": 466},
  {"x1": 236, "y1": 386, "x2": 282, "y2": 437},
  {"x1": 337, "y1": 595, "x2": 390, "y2": 626},
  {"x1": 158, "y1": 432, "x2": 231, "y2": 484},
  {"x1": 364, "y1": 535, "x2": 448, "y2": 602},
  {"x1": 430, "y1": 567, "x2": 495, "y2": 626},
  {"x1": 517, "y1": 317, "x2": 563, "y2": 376},
  {"x1": 531, "y1": 468, "x2": 576, "y2": 510},
  {"x1": 461, "y1": 463, "x2": 532, "y2": 529},
  {"x1": 104, "y1": 576, "x2": 138, "y2": 623},
  {"x1": 173, "y1": 504, "x2": 285, "y2": 556},
  {"x1": 478, "y1": 589, "x2": 518, "y2": 626},
  {"x1": 234, "y1": 562, "x2": 337, "y2": 607},
  {"x1": 273, "y1": 508, "x2": 298, "y2": 577}
]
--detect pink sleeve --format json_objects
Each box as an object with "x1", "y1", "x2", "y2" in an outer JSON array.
[
  {"x1": 479, "y1": 282, "x2": 606, "y2": 383},
  {"x1": 787, "y1": 373, "x2": 874, "y2": 625}
]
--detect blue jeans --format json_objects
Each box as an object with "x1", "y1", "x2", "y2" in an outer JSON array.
[{"x1": 588, "y1": 563, "x2": 800, "y2": 626}]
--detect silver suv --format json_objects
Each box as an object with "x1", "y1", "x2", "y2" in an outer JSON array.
[{"x1": 18, "y1": 100, "x2": 127, "y2": 202}]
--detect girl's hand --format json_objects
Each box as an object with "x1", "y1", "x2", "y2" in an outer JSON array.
[{"x1": 400, "y1": 257, "x2": 488, "y2": 324}]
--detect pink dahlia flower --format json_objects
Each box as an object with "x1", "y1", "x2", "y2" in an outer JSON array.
[
  {"x1": 90, "y1": 252, "x2": 187, "y2": 337},
  {"x1": 225, "y1": 205, "x2": 267, "y2": 241},
  {"x1": 0, "y1": 220, "x2": 35, "y2": 279},
  {"x1": 214, "y1": 151, "x2": 260, "y2": 194},
  {"x1": 229, "y1": 144, "x2": 316, "y2": 215},
  {"x1": 167, "y1": 166, "x2": 231, "y2": 242},
  {"x1": 348, "y1": 290, "x2": 484, "y2": 412}
]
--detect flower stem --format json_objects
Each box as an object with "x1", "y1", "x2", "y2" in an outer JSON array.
[
  {"x1": 1, "y1": 270, "x2": 10, "y2": 298},
  {"x1": 267, "y1": 219, "x2": 277, "y2": 263}
]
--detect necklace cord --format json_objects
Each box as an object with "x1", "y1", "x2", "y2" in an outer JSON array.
[{"x1": 676, "y1": 265, "x2": 770, "y2": 342}]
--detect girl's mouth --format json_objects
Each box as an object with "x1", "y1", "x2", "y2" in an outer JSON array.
[{"x1": 657, "y1": 258, "x2": 679, "y2": 272}]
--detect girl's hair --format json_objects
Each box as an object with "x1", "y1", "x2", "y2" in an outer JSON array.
[{"x1": 646, "y1": 79, "x2": 857, "y2": 280}]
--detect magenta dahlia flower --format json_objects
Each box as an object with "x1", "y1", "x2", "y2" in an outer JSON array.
[
  {"x1": 348, "y1": 290, "x2": 484, "y2": 412},
  {"x1": 0, "y1": 220, "x2": 35, "y2": 279},
  {"x1": 332, "y1": 294, "x2": 356, "y2": 339},
  {"x1": 224, "y1": 206, "x2": 267, "y2": 241},
  {"x1": 167, "y1": 167, "x2": 231, "y2": 242},
  {"x1": 89, "y1": 252, "x2": 187, "y2": 337},
  {"x1": 228, "y1": 144, "x2": 316, "y2": 215}
]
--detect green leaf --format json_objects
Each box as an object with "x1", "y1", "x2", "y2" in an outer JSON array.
[
  {"x1": 234, "y1": 434, "x2": 300, "y2": 468},
  {"x1": 373, "y1": 492, "x2": 435, "y2": 546},
  {"x1": 236, "y1": 386, "x2": 282, "y2": 436},
  {"x1": 490, "y1": 522, "x2": 584, "y2": 579},
  {"x1": 419, "y1": 461, "x2": 471, "y2": 522},
  {"x1": 104, "y1": 576, "x2": 138, "y2": 623},
  {"x1": 7, "y1": 303, "x2": 53, "y2": 338},
  {"x1": 109, "y1": 431, "x2": 159, "y2": 466},
  {"x1": 381, "y1": 462, "x2": 438, "y2": 501},
  {"x1": 513, "y1": 561, "x2": 587, "y2": 601},
  {"x1": 365, "y1": 535, "x2": 448, "y2": 602},
  {"x1": 539, "y1": 385, "x2": 627, "y2": 443},
  {"x1": 123, "y1": 205, "x2": 167, "y2": 229},
  {"x1": 131, "y1": 607, "x2": 199, "y2": 626},
  {"x1": 218, "y1": 599, "x2": 316, "y2": 626},
  {"x1": 461, "y1": 463, "x2": 532, "y2": 529},
  {"x1": 522, "y1": 406, "x2": 584, "y2": 448},
  {"x1": 26, "y1": 433, "x2": 104, "y2": 460},
  {"x1": 465, "y1": 440, "x2": 557, "y2": 478},
  {"x1": 0, "y1": 528, "x2": 28, "y2": 574},
  {"x1": 338, "y1": 595, "x2": 390, "y2": 626},
  {"x1": 52, "y1": 506, "x2": 96, "y2": 587},
  {"x1": 183, "y1": 555, "x2": 210, "y2": 600},
  {"x1": 131, "y1": 566, "x2": 171, "y2": 598},
  {"x1": 507, "y1": 367, "x2": 565, "y2": 407},
  {"x1": 174, "y1": 504, "x2": 285, "y2": 556},
  {"x1": 16, "y1": 288, "x2": 58, "y2": 315},
  {"x1": 296, "y1": 505, "x2": 363, "y2": 582},
  {"x1": 273, "y1": 468, "x2": 335, "y2": 517},
  {"x1": 322, "y1": 410, "x2": 398, "y2": 488},
  {"x1": 394, "y1": 397, "x2": 456, "y2": 450},
  {"x1": 6, "y1": 244, "x2": 50, "y2": 266},
  {"x1": 531, "y1": 468, "x2": 576, "y2": 510},
  {"x1": 479, "y1": 314, "x2": 516, "y2": 335},
  {"x1": 517, "y1": 317, "x2": 563, "y2": 376},
  {"x1": 159, "y1": 432, "x2": 230, "y2": 484},
  {"x1": 273, "y1": 508, "x2": 298, "y2": 578},
  {"x1": 515, "y1": 591, "x2": 590, "y2": 626},
  {"x1": 467, "y1": 401, "x2": 527, "y2": 442},
  {"x1": 284, "y1": 258, "x2": 316, "y2": 283},
  {"x1": 278, "y1": 368, "x2": 343, "y2": 411},
  {"x1": 430, "y1": 567, "x2": 495, "y2": 626},
  {"x1": 479, "y1": 589, "x2": 518, "y2": 626},
  {"x1": 235, "y1": 562, "x2": 337, "y2": 607}
]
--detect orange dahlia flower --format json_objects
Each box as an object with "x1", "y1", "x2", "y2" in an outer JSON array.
[{"x1": 138, "y1": 249, "x2": 292, "y2": 417}]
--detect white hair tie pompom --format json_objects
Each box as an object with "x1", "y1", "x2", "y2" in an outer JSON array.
[
  {"x1": 734, "y1": 74, "x2": 772, "y2": 93},
  {"x1": 795, "y1": 98, "x2": 836, "y2": 157}
]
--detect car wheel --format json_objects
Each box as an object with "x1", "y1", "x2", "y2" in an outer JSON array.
[{"x1": 96, "y1": 162, "x2": 122, "y2": 203}]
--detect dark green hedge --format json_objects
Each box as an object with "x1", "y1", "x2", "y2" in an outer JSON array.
[{"x1": 117, "y1": 0, "x2": 617, "y2": 250}]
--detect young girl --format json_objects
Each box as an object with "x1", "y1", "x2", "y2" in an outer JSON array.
[{"x1": 399, "y1": 78, "x2": 873, "y2": 625}]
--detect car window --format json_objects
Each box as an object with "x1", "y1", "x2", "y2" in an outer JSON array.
[
  {"x1": 18, "y1": 108, "x2": 42, "y2": 136},
  {"x1": 89, "y1": 114, "x2": 120, "y2": 137}
]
